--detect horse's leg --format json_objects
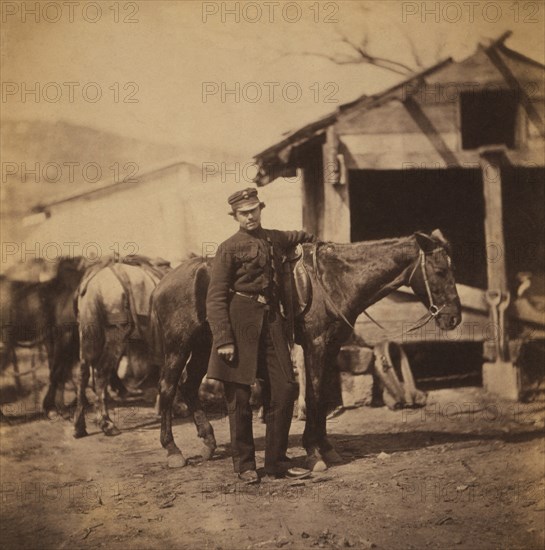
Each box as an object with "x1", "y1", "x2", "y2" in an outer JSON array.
[
  {"x1": 94, "y1": 327, "x2": 125, "y2": 436},
  {"x1": 54, "y1": 384, "x2": 67, "y2": 418},
  {"x1": 42, "y1": 325, "x2": 59, "y2": 416},
  {"x1": 109, "y1": 369, "x2": 128, "y2": 398},
  {"x1": 318, "y1": 347, "x2": 344, "y2": 464},
  {"x1": 182, "y1": 332, "x2": 216, "y2": 460},
  {"x1": 58, "y1": 348, "x2": 82, "y2": 419},
  {"x1": 73, "y1": 359, "x2": 90, "y2": 438},
  {"x1": 291, "y1": 344, "x2": 306, "y2": 421},
  {"x1": 45, "y1": 334, "x2": 72, "y2": 419},
  {"x1": 11, "y1": 347, "x2": 23, "y2": 394},
  {"x1": 172, "y1": 370, "x2": 190, "y2": 417},
  {"x1": 302, "y1": 341, "x2": 328, "y2": 472},
  {"x1": 42, "y1": 365, "x2": 58, "y2": 418},
  {"x1": 160, "y1": 347, "x2": 191, "y2": 468}
]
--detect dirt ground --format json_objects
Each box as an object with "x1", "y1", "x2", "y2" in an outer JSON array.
[{"x1": 1, "y1": 361, "x2": 544, "y2": 550}]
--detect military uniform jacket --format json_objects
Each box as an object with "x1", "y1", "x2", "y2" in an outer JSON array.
[{"x1": 206, "y1": 226, "x2": 315, "y2": 385}]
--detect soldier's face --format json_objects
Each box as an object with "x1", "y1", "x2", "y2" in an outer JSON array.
[{"x1": 235, "y1": 205, "x2": 262, "y2": 231}]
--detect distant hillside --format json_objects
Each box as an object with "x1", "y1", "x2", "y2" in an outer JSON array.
[
  {"x1": 2, "y1": 118, "x2": 182, "y2": 207},
  {"x1": 1, "y1": 119, "x2": 183, "y2": 242}
]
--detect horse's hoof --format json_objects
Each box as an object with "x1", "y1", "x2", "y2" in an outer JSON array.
[
  {"x1": 322, "y1": 448, "x2": 343, "y2": 464},
  {"x1": 201, "y1": 444, "x2": 216, "y2": 461},
  {"x1": 326, "y1": 406, "x2": 344, "y2": 420},
  {"x1": 307, "y1": 454, "x2": 328, "y2": 472},
  {"x1": 104, "y1": 425, "x2": 122, "y2": 436},
  {"x1": 167, "y1": 453, "x2": 187, "y2": 469},
  {"x1": 73, "y1": 429, "x2": 88, "y2": 439},
  {"x1": 311, "y1": 460, "x2": 328, "y2": 472},
  {"x1": 47, "y1": 410, "x2": 59, "y2": 421}
]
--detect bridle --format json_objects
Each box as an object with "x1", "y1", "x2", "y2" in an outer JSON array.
[
  {"x1": 407, "y1": 247, "x2": 449, "y2": 320},
  {"x1": 310, "y1": 243, "x2": 448, "y2": 335}
]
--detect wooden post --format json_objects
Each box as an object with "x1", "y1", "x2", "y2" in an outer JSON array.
[
  {"x1": 301, "y1": 144, "x2": 325, "y2": 238},
  {"x1": 479, "y1": 146, "x2": 520, "y2": 400},
  {"x1": 322, "y1": 126, "x2": 351, "y2": 242}
]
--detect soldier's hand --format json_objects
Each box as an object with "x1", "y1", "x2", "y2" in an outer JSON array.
[{"x1": 218, "y1": 344, "x2": 235, "y2": 362}]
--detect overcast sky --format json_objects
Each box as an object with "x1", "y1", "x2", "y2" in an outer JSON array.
[{"x1": 3, "y1": 0, "x2": 544, "y2": 162}]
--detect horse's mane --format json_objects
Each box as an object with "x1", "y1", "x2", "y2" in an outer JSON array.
[{"x1": 308, "y1": 231, "x2": 450, "y2": 263}]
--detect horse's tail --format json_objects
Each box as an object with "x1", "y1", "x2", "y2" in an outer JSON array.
[
  {"x1": 148, "y1": 300, "x2": 164, "y2": 368},
  {"x1": 74, "y1": 288, "x2": 105, "y2": 363},
  {"x1": 194, "y1": 262, "x2": 210, "y2": 325}
]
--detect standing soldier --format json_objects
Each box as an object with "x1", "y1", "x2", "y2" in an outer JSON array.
[{"x1": 207, "y1": 188, "x2": 315, "y2": 483}]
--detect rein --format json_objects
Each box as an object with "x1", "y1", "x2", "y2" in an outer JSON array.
[
  {"x1": 311, "y1": 244, "x2": 356, "y2": 331},
  {"x1": 310, "y1": 243, "x2": 445, "y2": 337}
]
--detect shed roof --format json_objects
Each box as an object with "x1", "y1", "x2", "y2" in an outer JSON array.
[
  {"x1": 30, "y1": 160, "x2": 199, "y2": 214},
  {"x1": 253, "y1": 31, "x2": 545, "y2": 185}
]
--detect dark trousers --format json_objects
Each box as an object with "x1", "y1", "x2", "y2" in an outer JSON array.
[{"x1": 223, "y1": 312, "x2": 297, "y2": 474}]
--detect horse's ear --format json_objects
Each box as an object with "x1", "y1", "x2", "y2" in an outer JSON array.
[
  {"x1": 415, "y1": 232, "x2": 436, "y2": 253},
  {"x1": 430, "y1": 229, "x2": 452, "y2": 255},
  {"x1": 431, "y1": 229, "x2": 447, "y2": 244}
]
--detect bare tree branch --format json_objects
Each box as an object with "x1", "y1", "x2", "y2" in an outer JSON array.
[
  {"x1": 272, "y1": 50, "x2": 411, "y2": 76},
  {"x1": 336, "y1": 35, "x2": 416, "y2": 75},
  {"x1": 398, "y1": 28, "x2": 426, "y2": 69},
  {"x1": 268, "y1": 5, "x2": 441, "y2": 79}
]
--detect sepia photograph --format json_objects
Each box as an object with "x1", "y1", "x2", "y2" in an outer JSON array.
[{"x1": 1, "y1": 1, "x2": 544, "y2": 548}]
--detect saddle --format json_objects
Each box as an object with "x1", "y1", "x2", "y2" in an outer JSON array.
[
  {"x1": 78, "y1": 255, "x2": 170, "y2": 299},
  {"x1": 373, "y1": 341, "x2": 427, "y2": 410},
  {"x1": 77, "y1": 256, "x2": 171, "y2": 340},
  {"x1": 281, "y1": 244, "x2": 312, "y2": 344}
]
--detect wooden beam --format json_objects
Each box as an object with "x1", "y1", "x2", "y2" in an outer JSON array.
[
  {"x1": 485, "y1": 46, "x2": 545, "y2": 139},
  {"x1": 322, "y1": 126, "x2": 351, "y2": 242},
  {"x1": 479, "y1": 148, "x2": 509, "y2": 293},
  {"x1": 403, "y1": 96, "x2": 460, "y2": 167},
  {"x1": 479, "y1": 147, "x2": 521, "y2": 400},
  {"x1": 301, "y1": 147, "x2": 324, "y2": 238}
]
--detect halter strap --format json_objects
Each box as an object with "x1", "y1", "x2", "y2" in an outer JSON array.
[{"x1": 408, "y1": 247, "x2": 446, "y2": 318}]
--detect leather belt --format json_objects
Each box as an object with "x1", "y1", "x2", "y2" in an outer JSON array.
[{"x1": 234, "y1": 291, "x2": 269, "y2": 305}]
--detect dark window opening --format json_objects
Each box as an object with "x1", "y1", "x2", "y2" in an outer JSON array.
[
  {"x1": 502, "y1": 167, "x2": 545, "y2": 295},
  {"x1": 460, "y1": 90, "x2": 519, "y2": 149},
  {"x1": 349, "y1": 168, "x2": 487, "y2": 289}
]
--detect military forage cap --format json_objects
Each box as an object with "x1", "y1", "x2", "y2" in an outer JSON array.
[{"x1": 227, "y1": 187, "x2": 265, "y2": 215}]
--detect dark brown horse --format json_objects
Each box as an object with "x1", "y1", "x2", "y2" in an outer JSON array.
[
  {"x1": 1, "y1": 257, "x2": 86, "y2": 413},
  {"x1": 151, "y1": 257, "x2": 216, "y2": 467},
  {"x1": 152, "y1": 230, "x2": 461, "y2": 469},
  {"x1": 0, "y1": 276, "x2": 50, "y2": 394}
]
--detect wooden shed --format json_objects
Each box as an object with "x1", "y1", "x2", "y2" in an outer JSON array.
[{"x1": 253, "y1": 32, "x2": 545, "y2": 400}]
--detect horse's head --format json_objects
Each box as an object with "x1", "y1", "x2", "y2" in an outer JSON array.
[
  {"x1": 150, "y1": 257, "x2": 172, "y2": 277},
  {"x1": 55, "y1": 256, "x2": 88, "y2": 290},
  {"x1": 409, "y1": 229, "x2": 461, "y2": 331}
]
